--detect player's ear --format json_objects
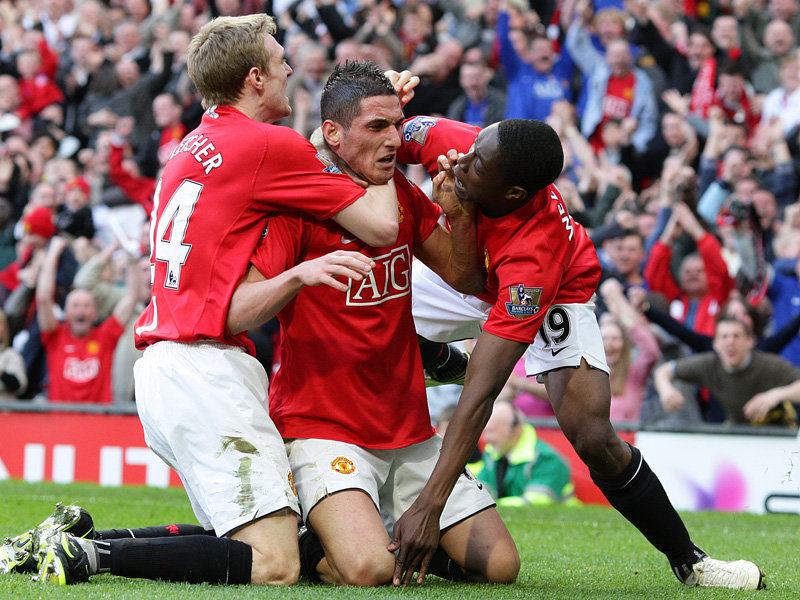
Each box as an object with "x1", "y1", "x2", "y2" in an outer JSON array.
[
  {"x1": 321, "y1": 120, "x2": 341, "y2": 150},
  {"x1": 245, "y1": 66, "x2": 263, "y2": 90},
  {"x1": 505, "y1": 185, "x2": 527, "y2": 202}
]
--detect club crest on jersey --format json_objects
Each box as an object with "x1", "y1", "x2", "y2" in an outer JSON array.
[
  {"x1": 330, "y1": 456, "x2": 356, "y2": 475},
  {"x1": 505, "y1": 284, "x2": 542, "y2": 319},
  {"x1": 206, "y1": 105, "x2": 219, "y2": 119},
  {"x1": 402, "y1": 116, "x2": 439, "y2": 146},
  {"x1": 315, "y1": 152, "x2": 342, "y2": 174}
]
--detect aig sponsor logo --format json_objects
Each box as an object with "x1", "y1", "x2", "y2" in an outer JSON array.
[{"x1": 347, "y1": 245, "x2": 411, "y2": 306}]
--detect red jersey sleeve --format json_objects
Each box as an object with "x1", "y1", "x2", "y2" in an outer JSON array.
[
  {"x1": 697, "y1": 232, "x2": 735, "y2": 302},
  {"x1": 255, "y1": 126, "x2": 367, "y2": 220},
  {"x1": 396, "y1": 116, "x2": 480, "y2": 179},
  {"x1": 644, "y1": 240, "x2": 681, "y2": 301},
  {"x1": 250, "y1": 213, "x2": 306, "y2": 279},
  {"x1": 483, "y1": 253, "x2": 564, "y2": 344}
]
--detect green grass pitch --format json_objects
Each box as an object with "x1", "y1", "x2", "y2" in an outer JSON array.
[{"x1": 0, "y1": 479, "x2": 797, "y2": 599}]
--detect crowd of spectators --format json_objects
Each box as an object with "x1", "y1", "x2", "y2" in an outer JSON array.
[{"x1": 0, "y1": 0, "x2": 796, "y2": 429}]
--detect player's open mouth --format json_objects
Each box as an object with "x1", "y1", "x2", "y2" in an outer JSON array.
[{"x1": 377, "y1": 155, "x2": 395, "y2": 166}]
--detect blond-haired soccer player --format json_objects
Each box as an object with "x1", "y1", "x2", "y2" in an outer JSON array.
[{"x1": 33, "y1": 14, "x2": 400, "y2": 586}]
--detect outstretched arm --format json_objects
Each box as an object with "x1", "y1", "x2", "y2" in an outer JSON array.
[
  {"x1": 388, "y1": 332, "x2": 528, "y2": 585},
  {"x1": 36, "y1": 237, "x2": 69, "y2": 334}
]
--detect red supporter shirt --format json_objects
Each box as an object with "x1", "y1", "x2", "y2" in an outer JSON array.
[
  {"x1": 134, "y1": 105, "x2": 367, "y2": 353},
  {"x1": 251, "y1": 172, "x2": 441, "y2": 449},
  {"x1": 398, "y1": 116, "x2": 601, "y2": 344},
  {"x1": 41, "y1": 316, "x2": 124, "y2": 404}
]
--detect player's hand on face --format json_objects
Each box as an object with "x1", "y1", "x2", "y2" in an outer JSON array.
[
  {"x1": 433, "y1": 149, "x2": 476, "y2": 220},
  {"x1": 384, "y1": 69, "x2": 420, "y2": 106},
  {"x1": 296, "y1": 251, "x2": 375, "y2": 291},
  {"x1": 387, "y1": 501, "x2": 442, "y2": 586}
]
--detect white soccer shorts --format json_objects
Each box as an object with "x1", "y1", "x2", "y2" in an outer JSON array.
[
  {"x1": 285, "y1": 435, "x2": 495, "y2": 533},
  {"x1": 411, "y1": 260, "x2": 609, "y2": 377},
  {"x1": 134, "y1": 341, "x2": 300, "y2": 536}
]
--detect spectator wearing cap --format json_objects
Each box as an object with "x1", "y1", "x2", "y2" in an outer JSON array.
[
  {"x1": 0, "y1": 206, "x2": 57, "y2": 303},
  {"x1": 55, "y1": 176, "x2": 95, "y2": 239}
]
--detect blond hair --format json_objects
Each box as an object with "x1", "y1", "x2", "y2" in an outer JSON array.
[{"x1": 188, "y1": 14, "x2": 277, "y2": 107}]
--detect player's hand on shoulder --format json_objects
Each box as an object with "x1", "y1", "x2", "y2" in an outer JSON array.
[{"x1": 295, "y1": 251, "x2": 375, "y2": 292}]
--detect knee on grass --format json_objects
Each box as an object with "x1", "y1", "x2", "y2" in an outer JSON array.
[
  {"x1": 335, "y1": 552, "x2": 395, "y2": 587},
  {"x1": 250, "y1": 552, "x2": 300, "y2": 586},
  {"x1": 480, "y1": 543, "x2": 521, "y2": 584}
]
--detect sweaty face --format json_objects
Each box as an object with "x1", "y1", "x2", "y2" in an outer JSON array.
[
  {"x1": 453, "y1": 124, "x2": 506, "y2": 213},
  {"x1": 336, "y1": 95, "x2": 404, "y2": 186},
  {"x1": 260, "y1": 34, "x2": 294, "y2": 123}
]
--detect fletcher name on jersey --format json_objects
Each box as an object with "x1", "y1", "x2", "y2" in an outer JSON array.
[{"x1": 134, "y1": 105, "x2": 370, "y2": 353}]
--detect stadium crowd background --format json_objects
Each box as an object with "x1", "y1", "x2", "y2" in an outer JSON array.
[{"x1": 0, "y1": 0, "x2": 798, "y2": 431}]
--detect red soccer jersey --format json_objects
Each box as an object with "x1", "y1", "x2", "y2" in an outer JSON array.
[
  {"x1": 398, "y1": 116, "x2": 601, "y2": 344},
  {"x1": 477, "y1": 186, "x2": 601, "y2": 343},
  {"x1": 41, "y1": 316, "x2": 124, "y2": 404},
  {"x1": 134, "y1": 105, "x2": 368, "y2": 353},
  {"x1": 251, "y1": 172, "x2": 441, "y2": 449}
]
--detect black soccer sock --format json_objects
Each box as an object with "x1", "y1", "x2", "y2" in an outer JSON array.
[
  {"x1": 590, "y1": 444, "x2": 701, "y2": 568},
  {"x1": 96, "y1": 524, "x2": 214, "y2": 540},
  {"x1": 107, "y1": 535, "x2": 252, "y2": 584},
  {"x1": 298, "y1": 528, "x2": 324, "y2": 583},
  {"x1": 427, "y1": 547, "x2": 467, "y2": 581},
  {"x1": 418, "y1": 337, "x2": 468, "y2": 381}
]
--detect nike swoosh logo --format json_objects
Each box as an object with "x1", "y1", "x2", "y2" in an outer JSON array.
[
  {"x1": 341, "y1": 235, "x2": 357, "y2": 244},
  {"x1": 551, "y1": 347, "x2": 567, "y2": 357}
]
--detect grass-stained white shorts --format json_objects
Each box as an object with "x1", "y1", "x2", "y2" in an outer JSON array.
[
  {"x1": 286, "y1": 435, "x2": 495, "y2": 533},
  {"x1": 134, "y1": 340, "x2": 299, "y2": 536}
]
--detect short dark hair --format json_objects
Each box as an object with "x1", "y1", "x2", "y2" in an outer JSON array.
[
  {"x1": 320, "y1": 61, "x2": 397, "y2": 129},
  {"x1": 497, "y1": 119, "x2": 563, "y2": 197},
  {"x1": 715, "y1": 316, "x2": 753, "y2": 338}
]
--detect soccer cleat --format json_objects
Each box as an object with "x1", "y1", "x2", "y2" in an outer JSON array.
[
  {"x1": 683, "y1": 557, "x2": 766, "y2": 590},
  {"x1": 35, "y1": 532, "x2": 96, "y2": 585},
  {"x1": 424, "y1": 348, "x2": 470, "y2": 387},
  {"x1": 0, "y1": 503, "x2": 94, "y2": 575}
]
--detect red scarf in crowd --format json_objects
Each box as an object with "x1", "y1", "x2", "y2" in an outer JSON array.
[{"x1": 690, "y1": 57, "x2": 717, "y2": 117}]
